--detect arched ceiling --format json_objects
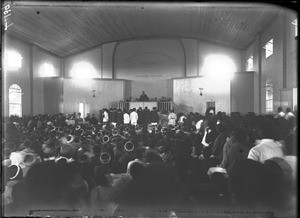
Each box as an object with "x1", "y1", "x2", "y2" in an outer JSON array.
[{"x1": 5, "y1": 2, "x2": 290, "y2": 57}]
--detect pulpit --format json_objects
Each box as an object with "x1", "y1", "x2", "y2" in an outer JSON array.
[{"x1": 129, "y1": 101, "x2": 158, "y2": 110}]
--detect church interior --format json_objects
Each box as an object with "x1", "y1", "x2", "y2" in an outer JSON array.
[{"x1": 2, "y1": 2, "x2": 298, "y2": 217}]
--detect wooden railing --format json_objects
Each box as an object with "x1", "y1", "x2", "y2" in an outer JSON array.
[
  {"x1": 115, "y1": 101, "x2": 173, "y2": 112},
  {"x1": 158, "y1": 101, "x2": 173, "y2": 112}
]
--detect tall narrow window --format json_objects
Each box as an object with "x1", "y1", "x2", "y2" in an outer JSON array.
[
  {"x1": 265, "y1": 80, "x2": 273, "y2": 114},
  {"x1": 263, "y1": 39, "x2": 273, "y2": 58},
  {"x1": 292, "y1": 19, "x2": 297, "y2": 38},
  {"x1": 246, "y1": 56, "x2": 253, "y2": 71},
  {"x1": 9, "y1": 84, "x2": 22, "y2": 117}
]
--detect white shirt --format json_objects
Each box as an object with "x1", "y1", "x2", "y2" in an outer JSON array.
[
  {"x1": 130, "y1": 111, "x2": 138, "y2": 125},
  {"x1": 103, "y1": 111, "x2": 109, "y2": 122},
  {"x1": 195, "y1": 119, "x2": 203, "y2": 131},
  {"x1": 285, "y1": 112, "x2": 295, "y2": 121},
  {"x1": 178, "y1": 115, "x2": 186, "y2": 123},
  {"x1": 123, "y1": 113, "x2": 130, "y2": 124},
  {"x1": 275, "y1": 111, "x2": 285, "y2": 118},
  {"x1": 168, "y1": 112, "x2": 177, "y2": 126},
  {"x1": 247, "y1": 139, "x2": 284, "y2": 163}
]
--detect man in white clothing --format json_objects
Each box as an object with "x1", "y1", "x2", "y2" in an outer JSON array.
[
  {"x1": 274, "y1": 107, "x2": 285, "y2": 118},
  {"x1": 102, "y1": 109, "x2": 109, "y2": 124},
  {"x1": 285, "y1": 107, "x2": 295, "y2": 121},
  {"x1": 168, "y1": 109, "x2": 177, "y2": 126},
  {"x1": 130, "y1": 108, "x2": 138, "y2": 126},
  {"x1": 248, "y1": 120, "x2": 284, "y2": 163},
  {"x1": 123, "y1": 110, "x2": 130, "y2": 125}
]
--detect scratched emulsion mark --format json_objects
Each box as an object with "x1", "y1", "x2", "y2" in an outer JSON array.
[{"x1": 2, "y1": 3, "x2": 13, "y2": 30}]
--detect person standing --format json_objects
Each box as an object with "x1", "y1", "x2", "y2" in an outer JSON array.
[
  {"x1": 103, "y1": 109, "x2": 109, "y2": 125},
  {"x1": 275, "y1": 107, "x2": 285, "y2": 118},
  {"x1": 144, "y1": 107, "x2": 151, "y2": 125},
  {"x1": 139, "y1": 91, "x2": 149, "y2": 101},
  {"x1": 123, "y1": 110, "x2": 130, "y2": 126},
  {"x1": 150, "y1": 107, "x2": 159, "y2": 125},
  {"x1": 168, "y1": 109, "x2": 177, "y2": 126},
  {"x1": 90, "y1": 114, "x2": 98, "y2": 125},
  {"x1": 110, "y1": 108, "x2": 117, "y2": 128},
  {"x1": 117, "y1": 109, "x2": 124, "y2": 125},
  {"x1": 130, "y1": 108, "x2": 138, "y2": 126},
  {"x1": 137, "y1": 107, "x2": 144, "y2": 125}
]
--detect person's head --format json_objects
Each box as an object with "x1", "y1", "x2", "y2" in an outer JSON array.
[
  {"x1": 129, "y1": 162, "x2": 146, "y2": 181},
  {"x1": 258, "y1": 120, "x2": 277, "y2": 139},
  {"x1": 277, "y1": 107, "x2": 283, "y2": 112},
  {"x1": 216, "y1": 123, "x2": 227, "y2": 134},
  {"x1": 231, "y1": 128, "x2": 247, "y2": 143},
  {"x1": 286, "y1": 107, "x2": 292, "y2": 113},
  {"x1": 142, "y1": 91, "x2": 145, "y2": 95}
]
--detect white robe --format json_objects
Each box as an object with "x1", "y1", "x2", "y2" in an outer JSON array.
[
  {"x1": 130, "y1": 111, "x2": 138, "y2": 126},
  {"x1": 123, "y1": 113, "x2": 130, "y2": 124},
  {"x1": 103, "y1": 111, "x2": 109, "y2": 123},
  {"x1": 168, "y1": 112, "x2": 177, "y2": 126}
]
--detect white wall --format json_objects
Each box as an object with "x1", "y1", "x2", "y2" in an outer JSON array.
[
  {"x1": 32, "y1": 46, "x2": 62, "y2": 115},
  {"x1": 63, "y1": 78, "x2": 125, "y2": 116},
  {"x1": 173, "y1": 76, "x2": 231, "y2": 114},
  {"x1": 231, "y1": 72, "x2": 255, "y2": 114},
  {"x1": 64, "y1": 46, "x2": 102, "y2": 78},
  {"x1": 114, "y1": 39, "x2": 185, "y2": 100},
  {"x1": 198, "y1": 41, "x2": 242, "y2": 76}
]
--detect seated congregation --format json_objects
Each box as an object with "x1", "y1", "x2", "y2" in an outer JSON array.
[{"x1": 2, "y1": 108, "x2": 297, "y2": 216}]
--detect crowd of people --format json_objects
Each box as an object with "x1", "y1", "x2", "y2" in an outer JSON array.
[{"x1": 2, "y1": 106, "x2": 297, "y2": 217}]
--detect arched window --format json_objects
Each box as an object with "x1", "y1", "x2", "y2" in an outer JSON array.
[
  {"x1": 9, "y1": 84, "x2": 22, "y2": 117},
  {"x1": 265, "y1": 79, "x2": 273, "y2": 114}
]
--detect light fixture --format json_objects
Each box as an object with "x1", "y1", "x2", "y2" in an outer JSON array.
[{"x1": 199, "y1": 88, "x2": 203, "y2": 96}]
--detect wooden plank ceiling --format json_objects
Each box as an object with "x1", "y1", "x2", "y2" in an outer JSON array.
[{"x1": 6, "y1": 2, "x2": 282, "y2": 57}]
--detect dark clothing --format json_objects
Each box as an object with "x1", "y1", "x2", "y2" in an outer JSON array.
[
  {"x1": 150, "y1": 110, "x2": 159, "y2": 123},
  {"x1": 137, "y1": 109, "x2": 144, "y2": 124},
  {"x1": 144, "y1": 109, "x2": 151, "y2": 124},
  {"x1": 117, "y1": 111, "x2": 124, "y2": 125},
  {"x1": 211, "y1": 132, "x2": 228, "y2": 161},
  {"x1": 85, "y1": 116, "x2": 91, "y2": 123},
  {"x1": 110, "y1": 111, "x2": 117, "y2": 123},
  {"x1": 220, "y1": 139, "x2": 250, "y2": 176},
  {"x1": 139, "y1": 94, "x2": 149, "y2": 101},
  {"x1": 90, "y1": 117, "x2": 98, "y2": 125}
]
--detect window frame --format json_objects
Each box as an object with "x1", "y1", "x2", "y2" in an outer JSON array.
[{"x1": 9, "y1": 84, "x2": 22, "y2": 117}]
